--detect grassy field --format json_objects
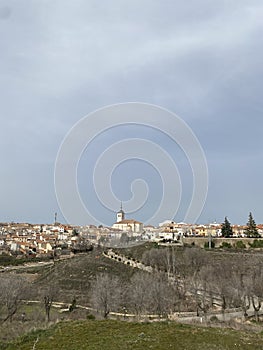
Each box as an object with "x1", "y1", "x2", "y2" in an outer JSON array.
[{"x1": 2, "y1": 320, "x2": 263, "y2": 350}]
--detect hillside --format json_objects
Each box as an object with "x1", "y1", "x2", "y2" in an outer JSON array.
[
  {"x1": 33, "y1": 247, "x2": 137, "y2": 303},
  {"x1": 1, "y1": 244, "x2": 263, "y2": 346},
  {"x1": 2, "y1": 320, "x2": 263, "y2": 350}
]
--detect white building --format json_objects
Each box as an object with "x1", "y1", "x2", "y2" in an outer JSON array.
[{"x1": 112, "y1": 205, "x2": 143, "y2": 234}]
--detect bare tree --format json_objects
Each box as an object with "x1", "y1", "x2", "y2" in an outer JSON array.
[
  {"x1": 149, "y1": 272, "x2": 175, "y2": 318},
  {"x1": 142, "y1": 248, "x2": 166, "y2": 271},
  {"x1": 212, "y1": 262, "x2": 236, "y2": 319},
  {"x1": 0, "y1": 274, "x2": 28, "y2": 323},
  {"x1": 182, "y1": 247, "x2": 207, "y2": 277},
  {"x1": 41, "y1": 284, "x2": 58, "y2": 322},
  {"x1": 172, "y1": 249, "x2": 210, "y2": 316},
  {"x1": 164, "y1": 247, "x2": 177, "y2": 279},
  {"x1": 128, "y1": 272, "x2": 152, "y2": 317},
  {"x1": 250, "y1": 264, "x2": 263, "y2": 322},
  {"x1": 231, "y1": 265, "x2": 251, "y2": 319},
  {"x1": 90, "y1": 273, "x2": 122, "y2": 318},
  {"x1": 128, "y1": 271, "x2": 175, "y2": 318},
  {"x1": 189, "y1": 265, "x2": 213, "y2": 321},
  {"x1": 142, "y1": 247, "x2": 180, "y2": 273}
]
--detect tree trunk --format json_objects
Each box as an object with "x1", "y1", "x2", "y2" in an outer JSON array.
[
  {"x1": 221, "y1": 295, "x2": 226, "y2": 321},
  {"x1": 252, "y1": 296, "x2": 261, "y2": 322},
  {"x1": 45, "y1": 305, "x2": 51, "y2": 322},
  {"x1": 242, "y1": 295, "x2": 250, "y2": 320},
  {"x1": 2, "y1": 305, "x2": 17, "y2": 324}
]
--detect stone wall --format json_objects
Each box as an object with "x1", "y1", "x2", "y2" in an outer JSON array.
[{"x1": 182, "y1": 237, "x2": 257, "y2": 248}]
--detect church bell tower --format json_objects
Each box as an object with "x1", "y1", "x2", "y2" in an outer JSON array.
[{"x1": 116, "y1": 202, "x2": 125, "y2": 222}]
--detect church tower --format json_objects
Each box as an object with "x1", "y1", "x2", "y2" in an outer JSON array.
[{"x1": 116, "y1": 202, "x2": 125, "y2": 222}]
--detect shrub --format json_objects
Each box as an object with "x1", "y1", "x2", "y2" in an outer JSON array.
[
  {"x1": 235, "y1": 240, "x2": 246, "y2": 249},
  {"x1": 220, "y1": 242, "x2": 232, "y2": 249},
  {"x1": 86, "y1": 313, "x2": 96, "y2": 320},
  {"x1": 210, "y1": 315, "x2": 220, "y2": 323},
  {"x1": 249, "y1": 239, "x2": 263, "y2": 248}
]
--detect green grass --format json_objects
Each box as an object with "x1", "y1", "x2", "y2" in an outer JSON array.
[{"x1": 2, "y1": 320, "x2": 263, "y2": 350}]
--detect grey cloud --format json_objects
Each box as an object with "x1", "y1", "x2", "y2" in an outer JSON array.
[{"x1": 0, "y1": 0, "x2": 263, "y2": 224}]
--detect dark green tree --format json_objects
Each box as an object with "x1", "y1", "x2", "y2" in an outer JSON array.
[
  {"x1": 72, "y1": 228, "x2": 79, "y2": 236},
  {"x1": 245, "y1": 212, "x2": 259, "y2": 237},
  {"x1": 221, "y1": 217, "x2": 233, "y2": 237}
]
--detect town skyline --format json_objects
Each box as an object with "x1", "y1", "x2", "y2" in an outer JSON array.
[{"x1": 1, "y1": 209, "x2": 261, "y2": 228}]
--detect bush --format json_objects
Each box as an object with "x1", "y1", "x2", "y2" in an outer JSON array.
[
  {"x1": 220, "y1": 242, "x2": 232, "y2": 249},
  {"x1": 210, "y1": 315, "x2": 220, "y2": 323},
  {"x1": 249, "y1": 239, "x2": 263, "y2": 248},
  {"x1": 86, "y1": 313, "x2": 96, "y2": 320},
  {"x1": 235, "y1": 240, "x2": 246, "y2": 249}
]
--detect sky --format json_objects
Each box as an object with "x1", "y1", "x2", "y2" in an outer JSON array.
[{"x1": 1, "y1": 0, "x2": 263, "y2": 226}]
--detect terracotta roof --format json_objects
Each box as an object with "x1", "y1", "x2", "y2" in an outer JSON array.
[{"x1": 114, "y1": 219, "x2": 143, "y2": 225}]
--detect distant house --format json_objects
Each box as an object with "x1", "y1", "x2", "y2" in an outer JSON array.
[
  {"x1": 144, "y1": 225, "x2": 156, "y2": 232},
  {"x1": 10, "y1": 242, "x2": 20, "y2": 252},
  {"x1": 37, "y1": 241, "x2": 53, "y2": 254}
]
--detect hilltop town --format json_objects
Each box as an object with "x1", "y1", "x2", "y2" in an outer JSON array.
[{"x1": 1, "y1": 207, "x2": 263, "y2": 258}]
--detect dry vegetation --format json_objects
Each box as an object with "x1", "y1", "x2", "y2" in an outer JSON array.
[{"x1": 0, "y1": 244, "x2": 263, "y2": 348}]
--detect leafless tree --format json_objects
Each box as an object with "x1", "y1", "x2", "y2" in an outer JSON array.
[
  {"x1": 142, "y1": 248, "x2": 167, "y2": 271},
  {"x1": 231, "y1": 264, "x2": 251, "y2": 319},
  {"x1": 128, "y1": 271, "x2": 175, "y2": 318},
  {"x1": 0, "y1": 274, "x2": 28, "y2": 323},
  {"x1": 149, "y1": 272, "x2": 175, "y2": 317},
  {"x1": 128, "y1": 272, "x2": 152, "y2": 317},
  {"x1": 90, "y1": 273, "x2": 122, "y2": 318},
  {"x1": 164, "y1": 247, "x2": 177, "y2": 278},
  {"x1": 212, "y1": 262, "x2": 236, "y2": 319},
  {"x1": 250, "y1": 264, "x2": 263, "y2": 322},
  {"x1": 182, "y1": 247, "x2": 208, "y2": 276},
  {"x1": 189, "y1": 265, "x2": 214, "y2": 321},
  {"x1": 41, "y1": 284, "x2": 58, "y2": 322}
]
